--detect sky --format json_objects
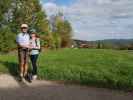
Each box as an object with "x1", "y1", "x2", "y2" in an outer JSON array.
[{"x1": 41, "y1": 0, "x2": 133, "y2": 41}]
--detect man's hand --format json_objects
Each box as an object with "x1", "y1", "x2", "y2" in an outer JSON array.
[
  {"x1": 27, "y1": 44, "x2": 33, "y2": 49},
  {"x1": 18, "y1": 44, "x2": 33, "y2": 49}
]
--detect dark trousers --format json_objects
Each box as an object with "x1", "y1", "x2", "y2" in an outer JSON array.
[{"x1": 30, "y1": 54, "x2": 39, "y2": 75}]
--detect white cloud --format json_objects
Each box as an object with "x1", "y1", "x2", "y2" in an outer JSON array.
[
  {"x1": 42, "y1": 2, "x2": 59, "y2": 16},
  {"x1": 43, "y1": 0, "x2": 133, "y2": 40}
]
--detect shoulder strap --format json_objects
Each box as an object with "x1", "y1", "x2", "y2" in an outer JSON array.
[{"x1": 35, "y1": 39, "x2": 38, "y2": 47}]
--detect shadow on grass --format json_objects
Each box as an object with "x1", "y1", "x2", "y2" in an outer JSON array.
[
  {"x1": 0, "y1": 61, "x2": 19, "y2": 76},
  {"x1": 0, "y1": 61, "x2": 29, "y2": 87}
]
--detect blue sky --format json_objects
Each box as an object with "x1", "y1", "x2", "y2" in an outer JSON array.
[
  {"x1": 41, "y1": 0, "x2": 133, "y2": 41},
  {"x1": 41, "y1": 0, "x2": 76, "y2": 6}
]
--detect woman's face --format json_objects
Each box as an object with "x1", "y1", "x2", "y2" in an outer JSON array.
[{"x1": 31, "y1": 33, "x2": 36, "y2": 39}]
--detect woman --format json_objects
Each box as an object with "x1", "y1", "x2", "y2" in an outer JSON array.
[{"x1": 30, "y1": 30, "x2": 40, "y2": 80}]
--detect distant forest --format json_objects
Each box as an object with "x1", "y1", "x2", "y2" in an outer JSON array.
[{"x1": 73, "y1": 39, "x2": 133, "y2": 50}]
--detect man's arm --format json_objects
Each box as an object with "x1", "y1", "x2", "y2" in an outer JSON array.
[
  {"x1": 17, "y1": 43, "x2": 31, "y2": 48},
  {"x1": 16, "y1": 34, "x2": 32, "y2": 49}
]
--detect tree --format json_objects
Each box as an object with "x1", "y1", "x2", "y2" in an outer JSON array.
[
  {"x1": 0, "y1": 0, "x2": 52, "y2": 52},
  {"x1": 0, "y1": 0, "x2": 16, "y2": 52},
  {"x1": 10, "y1": 0, "x2": 52, "y2": 48},
  {"x1": 54, "y1": 14, "x2": 73, "y2": 48},
  {"x1": 48, "y1": 12, "x2": 73, "y2": 48},
  {"x1": 10, "y1": 0, "x2": 49, "y2": 34},
  {"x1": 0, "y1": 0, "x2": 11, "y2": 27},
  {"x1": 0, "y1": 27, "x2": 15, "y2": 52}
]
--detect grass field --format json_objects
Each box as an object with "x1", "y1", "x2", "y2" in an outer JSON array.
[{"x1": 0, "y1": 49, "x2": 133, "y2": 90}]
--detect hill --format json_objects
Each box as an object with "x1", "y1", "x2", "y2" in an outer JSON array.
[{"x1": 73, "y1": 39, "x2": 133, "y2": 49}]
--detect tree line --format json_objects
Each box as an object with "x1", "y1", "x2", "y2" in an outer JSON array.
[
  {"x1": 74, "y1": 39, "x2": 133, "y2": 50},
  {"x1": 0, "y1": 0, "x2": 73, "y2": 52}
]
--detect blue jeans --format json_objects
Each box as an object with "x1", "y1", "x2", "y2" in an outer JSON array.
[{"x1": 30, "y1": 54, "x2": 39, "y2": 75}]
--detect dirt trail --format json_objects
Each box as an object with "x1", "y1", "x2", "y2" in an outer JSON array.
[{"x1": 0, "y1": 74, "x2": 132, "y2": 100}]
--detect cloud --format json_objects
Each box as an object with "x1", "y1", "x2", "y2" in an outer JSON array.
[
  {"x1": 42, "y1": 2, "x2": 59, "y2": 16},
  {"x1": 43, "y1": 0, "x2": 133, "y2": 40}
]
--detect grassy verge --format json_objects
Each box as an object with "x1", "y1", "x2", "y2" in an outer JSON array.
[{"x1": 0, "y1": 49, "x2": 133, "y2": 90}]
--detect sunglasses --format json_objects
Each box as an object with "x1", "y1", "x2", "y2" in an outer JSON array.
[{"x1": 21, "y1": 27, "x2": 28, "y2": 29}]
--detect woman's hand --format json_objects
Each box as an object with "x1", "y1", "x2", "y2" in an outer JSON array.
[{"x1": 34, "y1": 46, "x2": 40, "y2": 49}]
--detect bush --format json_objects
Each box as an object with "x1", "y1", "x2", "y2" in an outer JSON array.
[{"x1": 0, "y1": 27, "x2": 16, "y2": 52}]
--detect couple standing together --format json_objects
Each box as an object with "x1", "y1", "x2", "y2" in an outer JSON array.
[{"x1": 16, "y1": 24, "x2": 40, "y2": 82}]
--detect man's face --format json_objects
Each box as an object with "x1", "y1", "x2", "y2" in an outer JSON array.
[{"x1": 21, "y1": 27, "x2": 28, "y2": 33}]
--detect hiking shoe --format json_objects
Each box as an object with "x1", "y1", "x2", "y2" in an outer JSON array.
[
  {"x1": 32, "y1": 75, "x2": 37, "y2": 80},
  {"x1": 22, "y1": 77, "x2": 27, "y2": 83},
  {"x1": 24, "y1": 74, "x2": 32, "y2": 83},
  {"x1": 18, "y1": 76, "x2": 22, "y2": 82},
  {"x1": 18, "y1": 74, "x2": 23, "y2": 82}
]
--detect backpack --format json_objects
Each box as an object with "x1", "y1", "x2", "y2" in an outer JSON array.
[{"x1": 35, "y1": 38, "x2": 41, "y2": 52}]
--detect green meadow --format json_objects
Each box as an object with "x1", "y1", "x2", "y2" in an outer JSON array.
[{"x1": 0, "y1": 49, "x2": 133, "y2": 90}]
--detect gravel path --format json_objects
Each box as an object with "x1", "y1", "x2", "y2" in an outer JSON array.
[{"x1": 0, "y1": 74, "x2": 133, "y2": 100}]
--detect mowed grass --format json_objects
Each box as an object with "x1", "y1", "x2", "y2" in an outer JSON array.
[{"x1": 0, "y1": 49, "x2": 133, "y2": 90}]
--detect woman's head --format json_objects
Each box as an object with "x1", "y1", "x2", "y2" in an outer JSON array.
[
  {"x1": 30, "y1": 29, "x2": 39, "y2": 39},
  {"x1": 30, "y1": 32, "x2": 39, "y2": 39}
]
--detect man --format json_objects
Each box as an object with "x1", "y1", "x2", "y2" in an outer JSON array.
[{"x1": 16, "y1": 24, "x2": 32, "y2": 81}]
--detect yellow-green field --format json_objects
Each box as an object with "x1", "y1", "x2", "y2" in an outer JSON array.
[{"x1": 0, "y1": 49, "x2": 133, "y2": 90}]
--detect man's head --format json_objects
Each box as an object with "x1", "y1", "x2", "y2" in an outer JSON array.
[{"x1": 21, "y1": 24, "x2": 28, "y2": 33}]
